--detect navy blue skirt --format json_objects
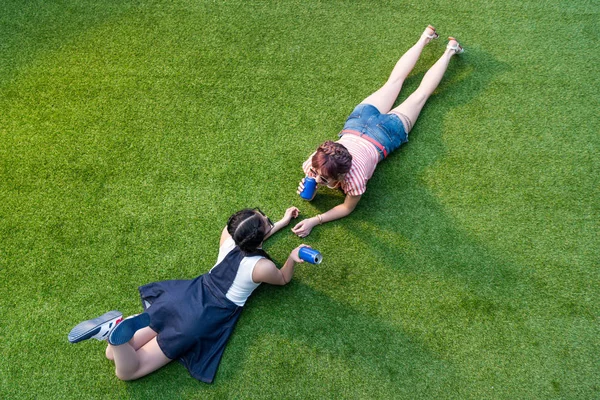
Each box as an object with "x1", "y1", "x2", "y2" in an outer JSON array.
[{"x1": 139, "y1": 274, "x2": 242, "y2": 383}]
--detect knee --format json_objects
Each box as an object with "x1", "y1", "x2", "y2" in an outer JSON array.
[
  {"x1": 115, "y1": 369, "x2": 136, "y2": 381},
  {"x1": 383, "y1": 79, "x2": 404, "y2": 94}
]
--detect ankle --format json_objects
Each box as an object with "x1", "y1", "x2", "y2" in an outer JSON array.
[
  {"x1": 446, "y1": 37, "x2": 464, "y2": 55},
  {"x1": 421, "y1": 25, "x2": 438, "y2": 44}
]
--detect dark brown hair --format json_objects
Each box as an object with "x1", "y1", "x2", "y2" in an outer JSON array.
[
  {"x1": 311, "y1": 141, "x2": 352, "y2": 180},
  {"x1": 227, "y1": 209, "x2": 268, "y2": 253}
]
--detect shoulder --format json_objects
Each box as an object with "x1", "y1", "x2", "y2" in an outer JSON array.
[
  {"x1": 251, "y1": 258, "x2": 278, "y2": 283},
  {"x1": 220, "y1": 226, "x2": 232, "y2": 246},
  {"x1": 302, "y1": 153, "x2": 316, "y2": 171},
  {"x1": 220, "y1": 236, "x2": 235, "y2": 250},
  {"x1": 342, "y1": 170, "x2": 367, "y2": 196},
  {"x1": 253, "y1": 257, "x2": 276, "y2": 271},
  {"x1": 216, "y1": 236, "x2": 236, "y2": 263}
]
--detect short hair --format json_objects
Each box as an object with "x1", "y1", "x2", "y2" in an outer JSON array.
[{"x1": 311, "y1": 141, "x2": 352, "y2": 180}]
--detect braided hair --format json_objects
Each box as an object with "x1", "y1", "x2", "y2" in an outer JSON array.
[
  {"x1": 311, "y1": 140, "x2": 352, "y2": 181},
  {"x1": 227, "y1": 209, "x2": 269, "y2": 254}
]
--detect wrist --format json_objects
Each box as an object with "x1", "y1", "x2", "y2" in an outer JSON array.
[{"x1": 315, "y1": 214, "x2": 323, "y2": 225}]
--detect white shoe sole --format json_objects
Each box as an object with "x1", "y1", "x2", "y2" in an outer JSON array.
[{"x1": 68, "y1": 311, "x2": 123, "y2": 344}]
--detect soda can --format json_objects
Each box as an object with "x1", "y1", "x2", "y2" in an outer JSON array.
[
  {"x1": 299, "y1": 177, "x2": 317, "y2": 200},
  {"x1": 298, "y1": 247, "x2": 322, "y2": 264}
]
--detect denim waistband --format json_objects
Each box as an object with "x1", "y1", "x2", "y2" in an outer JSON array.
[{"x1": 339, "y1": 129, "x2": 388, "y2": 159}]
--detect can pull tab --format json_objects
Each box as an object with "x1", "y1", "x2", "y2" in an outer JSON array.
[{"x1": 299, "y1": 247, "x2": 322, "y2": 264}]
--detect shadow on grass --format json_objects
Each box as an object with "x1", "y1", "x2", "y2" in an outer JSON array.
[
  {"x1": 348, "y1": 47, "x2": 519, "y2": 291},
  {"x1": 299, "y1": 47, "x2": 524, "y2": 300},
  {"x1": 237, "y1": 282, "x2": 459, "y2": 394},
  {"x1": 120, "y1": 47, "x2": 507, "y2": 398},
  {"x1": 120, "y1": 281, "x2": 459, "y2": 399}
]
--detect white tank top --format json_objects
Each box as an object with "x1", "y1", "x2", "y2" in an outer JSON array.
[{"x1": 210, "y1": 237, "x2": 262, "y2": 306}]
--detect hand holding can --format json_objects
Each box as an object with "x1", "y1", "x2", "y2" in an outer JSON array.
[
  {"x1": 298, "y1": 247, "x2": 322, "y2": 264},
  {"x1": 299, "y1": 177, "x2": 317, "y2": 200}
]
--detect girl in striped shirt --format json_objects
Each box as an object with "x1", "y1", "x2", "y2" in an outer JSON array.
[{"x1": 292, "y1": 26, "x2": 464, "y2": 237}]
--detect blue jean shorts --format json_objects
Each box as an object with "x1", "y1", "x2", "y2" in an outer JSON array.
[{"x1": 340, "y1": 103, "x2": 408, "y2": 160}]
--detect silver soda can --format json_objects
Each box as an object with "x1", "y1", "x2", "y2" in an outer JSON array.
[
  {"x1": 299, "y1": 177, "x2": 317, "y2": 200},
  {"x1": 298, "y1": 247, "x2": 322, "y2": 264}
]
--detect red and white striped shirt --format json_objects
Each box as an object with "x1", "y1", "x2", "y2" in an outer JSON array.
[{"x1": 302, "y1": 135, "x2": 380, "y2": 196}]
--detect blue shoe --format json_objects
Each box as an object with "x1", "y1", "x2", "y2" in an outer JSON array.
[
  {"x1": 68, "y1": 311, "x2": 123, "y2": 344},
  {"x1": 108, "y1": 313, "x2": 151, "y2": 346}
]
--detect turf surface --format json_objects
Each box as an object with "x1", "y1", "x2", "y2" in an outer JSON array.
[{"x1": 1, "y1": 0, "x2": 598, "y2": 399}]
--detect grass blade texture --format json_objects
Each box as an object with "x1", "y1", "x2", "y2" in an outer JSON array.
[{"x1": 1, "y1": 0, "x2": 598, "y2": 399}]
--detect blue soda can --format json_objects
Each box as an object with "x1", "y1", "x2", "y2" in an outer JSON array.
[
  {"x1": 298, "y1": 247, "x2": 323, "y2": 264},
  {"x1": 299, "y1": 176, "x2": 317, "y2": 200}
]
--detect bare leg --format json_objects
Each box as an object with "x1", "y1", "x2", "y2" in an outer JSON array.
[
  {"x1": 110, "y1": 337, "x2": 172, "y2": 381},
  {"x1": 361, "y1": 25, "x2": 438, "y2": 114},
  {"x1": 391, "y1": 38, "x2": 462, "y2": 132},
  {"x1": 106, "y1": 326, "x2": 158, "y2": 360}
]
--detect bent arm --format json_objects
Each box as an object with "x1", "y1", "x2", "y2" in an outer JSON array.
[{"x1": 252, "y1": 257, "x2": 298, "y2": 286}]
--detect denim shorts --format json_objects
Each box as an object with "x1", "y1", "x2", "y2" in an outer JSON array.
[{"x1": 340, "y1": 103, "x2": 408, "y2": 160}]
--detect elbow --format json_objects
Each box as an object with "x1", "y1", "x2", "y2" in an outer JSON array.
[{"x1": 280, "y1": 274, "x2": 292, "y2": 286}]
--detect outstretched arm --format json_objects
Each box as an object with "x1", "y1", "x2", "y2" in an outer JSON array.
[
  {"x1": 291, "y1": 194, "x2": 361, "y2": 238},
  {"x1": 264, "y1": 207, "x2": 299, "y2": 240}
]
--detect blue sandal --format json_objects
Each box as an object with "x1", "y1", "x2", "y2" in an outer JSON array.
[
  {"x1": 108, "y1": 313, "x2": 151, "y2": 346},
  {"x1": 68, "y1": 310, "x2": 123, "y2": 343}
]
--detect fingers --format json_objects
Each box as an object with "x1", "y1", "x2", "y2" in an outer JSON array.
[
  {"x1": 297, "y1": 180, "x2": 305, "y2": 194},
  {"x1": 291, "y1": 216, "x2": 313, "y2": 237},
  {"x1": 291, "y1": 226, "x2": 306, "y2": 237},
  {"x1": 291, "y1": 221, "x2": 303, "y2": 233},
  {"x1": 293, "y1": 229, "x2": 309, "y2": 238},
  {"x1": 285, "y1": 207, "x2": 300, "y2": 221},
  {"x1": 291, "y1": 246, "x2": 305, "y2": 263}
]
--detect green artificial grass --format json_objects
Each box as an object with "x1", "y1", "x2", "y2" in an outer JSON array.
[{"x1": 1, "y1": 0, "x2": 598, "y2": 399}]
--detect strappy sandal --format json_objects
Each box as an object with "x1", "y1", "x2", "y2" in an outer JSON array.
[
  {"x1": 447, "y1": 37, "x2": 464, "y2": 54},
  {"x1": 424, "y1": 25, "x2": 439, "y2": 40}
]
